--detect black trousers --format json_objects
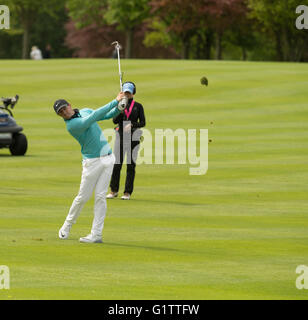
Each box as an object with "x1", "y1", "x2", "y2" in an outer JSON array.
[{"x1": 110, "y1": 134, "x2": 140, "y2": 195}]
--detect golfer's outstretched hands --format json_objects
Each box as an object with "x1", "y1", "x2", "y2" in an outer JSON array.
[{"x1": 116, "y1": 92, "x2": 125, "y2": 102}]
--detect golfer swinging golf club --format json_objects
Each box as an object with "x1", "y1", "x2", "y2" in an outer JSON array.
[{"x1": 54, "y1": 92, "x2": 126, "y2": 243}]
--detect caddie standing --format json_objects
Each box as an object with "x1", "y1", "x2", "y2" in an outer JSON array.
[
  {"x1": 54, "y1": 91, "x2": 126, "y2": 243},
  {"x1": 107, "y1": 82, "x2": 146, "y2": 200}
]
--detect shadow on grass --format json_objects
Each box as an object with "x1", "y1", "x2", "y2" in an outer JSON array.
[
  {"x1": 132, "y1": 198, "x2": 206, "y2": 207},
  {"x1": 56, "y1": 239, "x2": 183, "y2": 253},
  {"x1": 104, "y1": 242, "x2": 182, "y2": 253},
  {"x1": 0, "y1": 153, "x2": 38, "y2": 157}
]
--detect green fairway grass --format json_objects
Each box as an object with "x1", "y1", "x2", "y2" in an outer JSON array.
[{"x1": 0, "y1": 59, "x2": 308, "y2": 300}]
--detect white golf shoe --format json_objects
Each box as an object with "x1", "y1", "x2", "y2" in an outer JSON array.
[
  {"x1": 58, "y1": 222, "x2": 72, "y2": 240},
  {"x1": 79, "y1": 234, "x2": 103, "y2": 243},
  {"x1": 121, "y1": 193, "x2": 131, "y2": 200},
  {"x1": 106, "y1": 192, "x2": 118, "y2": 199}
]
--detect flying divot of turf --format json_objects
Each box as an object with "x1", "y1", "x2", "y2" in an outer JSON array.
[{"x1": 200, "y1": 76, "x2": 208, "y2": 86}]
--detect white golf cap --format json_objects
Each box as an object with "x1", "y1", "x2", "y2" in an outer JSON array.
[{"x1": 122, "y1": 82, "x2": 135, "y2": 94}]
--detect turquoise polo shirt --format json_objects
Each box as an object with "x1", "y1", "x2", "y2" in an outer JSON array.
[{"x1": 65, "y1": 99, "x2": 120, "y2": 159}]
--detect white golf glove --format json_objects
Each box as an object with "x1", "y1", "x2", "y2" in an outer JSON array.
[{"x1": 118, "y1": 97, "x2": 128, "y2": 111}]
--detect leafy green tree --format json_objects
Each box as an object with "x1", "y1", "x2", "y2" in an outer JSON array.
[
  {"x1": 143, "y1": 18, "x2": 172, "y2": 49},
  {"x1": 104, "y1": 0, "x2": 150, "y2": 58},
  {"x1": 150, "y1": 0, "x2": 203, "y2": 59},
  {"x1": 30, "y1": 3, "x2": 73, "y2": 58},
  {"x1": 2, "y1": 0, "x2": 66, "y2": 59},
  {"x1": 148, "y1": 0, "x2": 251, "y2": 60},
  {"x1": 67, "y1": 0, "x2": 150, "y2": 58},
  {"x1": 143, "y1": 17, "x2": 182, "y2": 57},
  {"x1": 66, "y1": 0, "x2": 107, "y2": 28},
  {"x1": 248, "y1": 0, "x2": 308, "y2": 61}
]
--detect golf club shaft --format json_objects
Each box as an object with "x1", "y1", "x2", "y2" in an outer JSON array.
[
  {"x1": 116, "y1": 45, "x2": 122, "y2": 90},
  {"x1": 112, "y1": 41, "x2": 127, "y2": 110}
]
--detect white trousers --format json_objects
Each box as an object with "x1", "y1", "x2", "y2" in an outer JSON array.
[{"x1": 64, "y1": 153, "x2": 115, "y2": 237}]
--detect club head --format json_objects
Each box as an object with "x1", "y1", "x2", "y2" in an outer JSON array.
[{"x1": 111, "y1": 41, "x2": 121, "y2": 50}]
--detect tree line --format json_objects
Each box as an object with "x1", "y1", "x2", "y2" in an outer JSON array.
[{"x1": 0, "y1": 0, "x2": 307, "y2": 61}]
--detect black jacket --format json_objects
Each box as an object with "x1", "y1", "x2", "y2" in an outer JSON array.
[{"x1": 113, "y1": 99, "x2": 146, "y2": 135}]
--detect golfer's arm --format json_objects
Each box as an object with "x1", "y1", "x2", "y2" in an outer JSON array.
[
  {"x1": 93, "y1": 99, "x2": 119, "y2": 121},
  {"x1": 101, "y1": 106, "x2": 121, "y2": 120},
  {"x1": 113, "y1": 113, "x2": 122, "y2": 124},
  {"x1": 70, "y1": 100, "x2": 118, "y2": 132}
]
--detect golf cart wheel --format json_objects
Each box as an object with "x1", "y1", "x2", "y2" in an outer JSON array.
[{"x1": 9, "y1": 133, "x2": 27, "y2": 156}]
